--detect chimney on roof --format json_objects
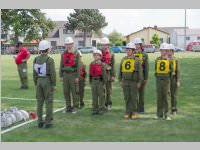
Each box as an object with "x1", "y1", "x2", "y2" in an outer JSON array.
[{"x1": 154, "y1": 25, "x2": 158, "y2": 29}]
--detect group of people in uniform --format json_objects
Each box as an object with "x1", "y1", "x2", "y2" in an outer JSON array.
[{"x1": 13, "y1": 36, "x2": 180, "y2": 128}]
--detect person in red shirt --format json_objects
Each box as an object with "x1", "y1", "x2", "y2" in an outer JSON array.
[{"x1": 13, "y1": 41, "x2": 30, "y2": 89}]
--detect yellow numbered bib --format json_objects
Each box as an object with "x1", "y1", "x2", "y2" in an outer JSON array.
[
  {"x1": 134, "y1": 53, "x2": 143, "y2": 64},
  {"x1": 122, "y1": 59, "x2": 135, "y2": 72},
  {"x1": 173, "y1": 59, "x2": 177, "y2": 72},
  {"x1": 156, "y1": 60, "x2": 170, "y2": 74}
]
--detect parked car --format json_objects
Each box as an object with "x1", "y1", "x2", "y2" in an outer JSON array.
[
  {"x1": 143, "y1": 44, "x2": 156, "y2": 53},
  {"x1": 121, "y1": 46, "x2": 126, "y2": 53},
  {"x1": 174, "y1": 47, "x2": 185, "y2": 52},
  {"x1": 110, "y1": 46, "x2": 122, "y2": 53},
  {"x1": 79, "y1": 46, "x2": 96, "y2": 53},
  {"x1": 187, "y1": 41, "x2": 200, "y2": 52}
]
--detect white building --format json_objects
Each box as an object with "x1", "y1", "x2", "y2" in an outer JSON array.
[
  {"x1": 46, "y1": 21, "x2": 101, "y2": 48},
  {"x1": 159, "y1": 27, "x2": 200, "y2": 49}
]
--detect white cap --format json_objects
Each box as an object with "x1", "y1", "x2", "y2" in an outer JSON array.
[
  {"x1": 126, "y1": 42, "x2": 136, "y2": 49},
  {"x1": 160, "y1": 43, "x2": 171, "y2": 50},
  {"x1": 100, "y1": 37, "x2": 110, "y2": 44},
  {"x1": 169, "y1": 44, "x2": 175, "y2": 51},
  {"x1": 38, "y1": 40, "x2": 50, "y2": 51},
  {"x1": 132, "y1": 37, "x2": 143, "y2": 44},
  {"x1": 65, "y1": 37, "x2": 74, "y2": 44},
  {"x1": 93, "y1": 49, "x2": 102, "y2": 55}
]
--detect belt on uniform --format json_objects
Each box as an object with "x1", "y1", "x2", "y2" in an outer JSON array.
[
  {"x1": 92, "y1": 77, "x2": 101, "y2": 80},
  {"x1": 64, "y1": 70, "x2": 76, "y2": 73},
  {"x1": 37, "y1": 74, "x2": 50, "y2": 78}
]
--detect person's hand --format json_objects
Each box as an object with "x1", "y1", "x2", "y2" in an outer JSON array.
[
  {"x1": 13, "y1": 55, "x2": 16, "y2": 59},
  {"x1": 111, "y1": 76, "x2": 115, "y2": 82},
  {"x1": 75, "y1": 78, "x2": 79, "y2": 83},
  {"x1": 177, "y1": 81, "x2": 180, "y2": 88},
  {"x1": 52, "y1": 86, "x2": 56, "y2": 92},
  {"x1": 22, "y1": 59, "x2": 26, "y2": 62},
  {"x1": 60, "y1": 77, "x2": 63, "y2": 82},
  {"x1": 137, "y1": 82, "x2": 141, "y2": 89}
]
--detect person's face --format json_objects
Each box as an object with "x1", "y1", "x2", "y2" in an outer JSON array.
[
  {"x1": 102, "y1": 44, "x2": 109, "y2": 50},
  {"x1": 66, "y1": 43, "x2": 73, "y2": 50},
  {"x1": 168, "y1": 50, "x2": 174, "y2": 56},
  {"x1": 93, "y1": 53, "x2": 101, "y2": 61},
  {"x1": 160, "y1": 50, "x2": 168, "y2": 57},
  {"x1": 135, "y1": 44, "x2": 142, "y2": 52},
  {"x1": 126, "y1": 48, "x2": 133, "y2": 56}
]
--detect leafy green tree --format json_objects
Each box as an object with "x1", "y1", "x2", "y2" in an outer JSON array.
[
  {"x1": 108, "y1": 30, "x2": 125, "y2": 46},
  {"x1": 150, "y1": 34, "x2": 160, "y2": 46},
  {"x1": 65, "y1": 9, "x2": 107, "y2": 47},
  {"x1": 1, "y1": 9, "x2": 55, "y2": 43}
]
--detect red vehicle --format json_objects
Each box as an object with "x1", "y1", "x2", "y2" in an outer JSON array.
[{"x1": 187, "y1": 41, "x2": 200, "y2": 52}]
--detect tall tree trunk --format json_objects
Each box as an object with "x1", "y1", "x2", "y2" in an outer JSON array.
[{"x1": 83, "y1": 31, "x2": 86, "y2": 47}]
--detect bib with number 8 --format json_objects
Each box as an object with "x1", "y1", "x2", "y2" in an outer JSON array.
[
  {"x1": 156, "y1": 60, "x2": 170, "y2": 74},
  {"x1": 122, "y1": 59, "x2": 135, "y2": 72}
]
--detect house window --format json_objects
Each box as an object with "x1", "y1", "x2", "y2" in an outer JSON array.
[
  {"x1": 141, "y1": 38, "x2": 144, "y2": 43},
  {"x1": 197, "y1": 36, "x2": 200, "y2": 40},
  {"x1": 160, "y1": 38, "x2": 164, "y2": 43},
  {"x1": 51, "y1": 41, "x2": 57, "y2": 46},
  {"x1": 63, "y1": 29, "x2": 73, "y2": 34},
  {"x1": 78, "y1": 41, "x2": 84, "y2": 47},
  {"x1": 186, "y1": 37, "x2": 190, "y2": 40}
]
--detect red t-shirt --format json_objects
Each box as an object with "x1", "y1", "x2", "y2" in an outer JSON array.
[{"x1": 15, "y1": 47, "x2": 30, "y2": 64}]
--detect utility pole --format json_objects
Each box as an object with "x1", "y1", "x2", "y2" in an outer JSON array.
[{"x1": 184, "y1": 9, "x2": 187, "y2": 50}]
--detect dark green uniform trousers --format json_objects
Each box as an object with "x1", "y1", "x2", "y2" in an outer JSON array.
[
  {"x1": 105, "y1": 70, "x2": 112, "y2": 106},
  {"x1": 156, "y1": 77, "x2": 170, "y2": 118},
  {"x1": 170, "y1": 75, "x2": 178, "y2": 112},
  {"x1": 91, "y1": 79, "x2": 105, "y2": 112},
  {"x1": 137, "y1": 81, "x2": 145, "y2": 112},
  {"x1": 36, "y1": 78, "x2": 53, "y2": 125},
  {"x1": 63, "y1": 72, "x2": 79, "y2": 110},
  {"x1": 79, "y1": 78, "x2": 85, "y2": 106},
  {"x1": 17, "y1": 62, "x2": 28, "y2": 88},
  {"x1": 122, "y1": 80, "x2": 138, "y2": 115}
]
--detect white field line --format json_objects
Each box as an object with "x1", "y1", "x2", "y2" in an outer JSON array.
[
  {"x1": 1, "y1": 97, "x2": 62, "y2": 102},
  {"x1": 1, "y1": 107, "x2": 65, "y2": 134}
]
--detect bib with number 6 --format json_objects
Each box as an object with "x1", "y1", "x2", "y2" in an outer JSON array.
[
  {"x1": 34, "y1": 63, "x2": 47, "y2": 76},
  {"x1": 156, "y1": 60, "x2": 170, "y2": 74},
  {"x1": 122, "y1": 59, "x2": 135, "y2": 72}
]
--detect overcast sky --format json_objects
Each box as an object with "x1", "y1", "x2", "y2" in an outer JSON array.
[{"x1": 41, "y1": 9, "x2": 200, "y2": 36}]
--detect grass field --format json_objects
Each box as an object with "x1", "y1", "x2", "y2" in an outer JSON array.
[{"x1": 1, "y1": 52, "x2": 200, "y2": 142}]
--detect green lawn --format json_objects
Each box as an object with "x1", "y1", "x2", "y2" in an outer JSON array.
[{"x1": 1, "y1": 52, "x2": 200, "y2": 142}]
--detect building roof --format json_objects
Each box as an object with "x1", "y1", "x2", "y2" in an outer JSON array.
[
  {"x1": 158, "y1": 27, "x2": 189, "y2": 34},
  {"x1": 125, "y1": 26, "x2": 169, "y2": 37},
  {"x1": 48, "y1": 21, "x2": 67, "y2": 38},
  {"x1": 172, "y1": 28, "x2": 200, "y2": 35}
]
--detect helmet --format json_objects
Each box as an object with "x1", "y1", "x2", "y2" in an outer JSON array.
[
  {"x1": 7, "y1": 112, "x2": 17, "y2": 124},
  {"x1": 19, "y1": 110, "x2": 29, "y2": 121},
  {"x1": 65, "y1": 37, "x2": 74, "y2": 44},
  {"x1": 126, "y1": 42, "x2": 136, "y2": 49},
  {"x1": 93, "y1": 49, "x2": 102, "y2": 56},
  {"x1": 169, "y1": 44, "x2": 175, "y2": 51},
  {"x1": 160, "y1": 43, "x2": 171, "y2": 50},
  {"x1": 39, "y1": 40, "x2": 50, "y2": 51},
  {"x1": 133, "y1": 37, "x2": 143, "y2": 44},
  {"x1": 100, "y1": 37, "x2": 110, "y2": 44},
  {"x1": 1, "y1": 113, "x2": 7, "y2": 128},
  {"x1": 78, "y1": 50, "x2": 82, "y2": 57},
  {"x1": 29, "y1": 112, "x2": 37, "y2": 119}
]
